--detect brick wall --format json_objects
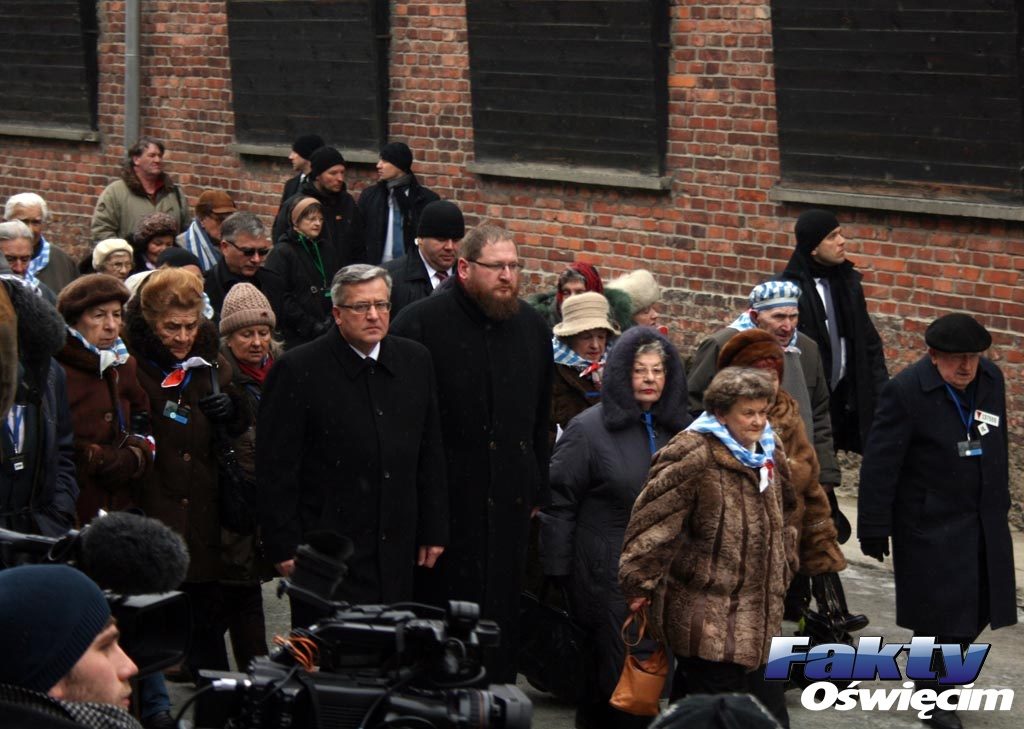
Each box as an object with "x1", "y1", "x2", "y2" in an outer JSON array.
[{"x1": 3, "y1": 0, "x2": 1023, "y2": 457}]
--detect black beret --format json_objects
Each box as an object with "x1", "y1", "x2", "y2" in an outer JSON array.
[
  {"x1": 417, "y1": 200, "x2": 465, "y2": 240},
  {"x1": 795, "y1": 209, "x2": 839, "y2": 255},
  {"x1": 925, "y1": 313, "x2": 992, "y2": 353}
]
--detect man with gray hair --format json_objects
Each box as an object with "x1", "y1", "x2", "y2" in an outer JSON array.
[
  {"x1": 4, "y1": 192, "x2": 78, "y2": 294},
  {"x1": 256, "y1": 264, "x2": 448, "y2": 627},
  {"x1": 203, "y1": 211, "x2": 274, "y2": 321}
]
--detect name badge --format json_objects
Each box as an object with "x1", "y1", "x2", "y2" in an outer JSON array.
[
  {"x1": 163, "y1": 401, "x2": 190, "y2": 425},
  {"x1": 974, "y1": 410, "x2": 1000, "y2": 427},
  {"x1": 957, "y1": 439, "x2": 983, "y2": 458},
  {"x1": 9, "y1": 455, "x2": 25, "y2": 472},
  {"x1": 977, "y1": 423, "x2": 990, "y2": 436}
]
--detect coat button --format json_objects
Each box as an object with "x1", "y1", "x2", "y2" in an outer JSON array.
[
  {"x1": 181, "y1": 498, "x2": 189, "y2": 506},
  {"x1": 383, "y1": 471, "x2": 390, "y2": 479},
  {"x1": 182, "y1": 452, "x2": 192, "y2": 462},
  {"x1": 381, "y1": 533, "x2": 387, "y2": 541},
  {"x1": 376, "y1": 409, "x2": 383, "y2": 416},
  {"x1": 103, "y1": 412, "x2": 113, "y2": 422},
  {"x1": 488, "y1": 441, "x2": 497, "y2": 450}
]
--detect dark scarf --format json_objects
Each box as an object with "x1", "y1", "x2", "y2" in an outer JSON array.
[{"x1": 237, "y1": 356, "x2": 273, "y2": 386}]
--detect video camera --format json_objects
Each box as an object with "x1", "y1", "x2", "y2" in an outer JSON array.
[{"x1": 190, "y1": 536, "x2": 532, "y2": 729}]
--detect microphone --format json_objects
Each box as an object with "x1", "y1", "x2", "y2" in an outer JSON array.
[{"x1": 78, "y1": 511, "x2": 189, "y2": 594}]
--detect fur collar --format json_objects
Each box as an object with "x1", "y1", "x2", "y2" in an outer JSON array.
[
  {"x1": 121, "y1": 167, "x2": 177, "y2": 198},
  {"x1": 601, "y1": 327, "x2": 691, "y2": 433},
  {"x1": 123, "y1": 296, "x2": 220, "y2": 371},
  {"x1": 1, "y1": 279, "x2": 65, "y2": 364}
]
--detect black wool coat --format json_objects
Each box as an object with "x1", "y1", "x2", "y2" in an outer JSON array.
[
  {"x1": 358, "y1": 176, "x2": 439, "y2": 265},
  {"x1": 390, "y1": 281, "x2": 553, "y2": 681},
  {"x1": 255, "y1": 330, "x2": 448, "y2": 605},
  {"x1": 858, "y1": 356, "x2": 1016, "y2": 635},
  {"x1": 383, "y1": 251, "x2": 438, "y2": 321},
  {"x1": 273, "y1": 179, "x2": 366, "y2": 265}
]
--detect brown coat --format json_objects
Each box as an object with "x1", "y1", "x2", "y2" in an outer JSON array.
[
  {"x1": 55, "y1": 335, "x2": 152, "y2": 525},
  {"x1": 549, "y1": 363, "x2": 601, "y2": 442},
  {"x1": 619, "y1": 431, "x2": 799, "y2": 669},
  {"x1": 770, "y1": 390, "x2": 846, "y2": 576}
]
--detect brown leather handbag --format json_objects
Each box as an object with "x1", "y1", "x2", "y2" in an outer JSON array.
[{"x1": 609, "y1": 609, "x2": 669, "y2": 716}]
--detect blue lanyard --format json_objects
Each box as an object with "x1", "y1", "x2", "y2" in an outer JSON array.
[
  {"x1": 4, "y1": 405, "x2": 25, "y2": 454},
  {"x1": 944, "y1": 384, "x2": 974, "y2": 437},
  {"x1": 641, "y1": 412, "x2": 657, "y2": 455}
]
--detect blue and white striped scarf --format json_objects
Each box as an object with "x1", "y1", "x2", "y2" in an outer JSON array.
[
  {"x1": 686, "y1": 410, "x2": 776, "y2": 491},
  {"x1": 552, "y1": 336, "x2": 607, "y2": 371},
  {"x1": 180, "y1": 219, "x2": 220, "y2": 272},
  {"x1": 67, "y1": 326, "x2": 131, "y2": 375},
  {"x1": 26, "y1": 236, "x2": 50, "y2": 284},
  {"x1": 728, "y1": 311, "x2": 800, "y2": 352}
]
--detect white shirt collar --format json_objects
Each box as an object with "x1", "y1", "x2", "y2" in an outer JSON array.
[{"x1": 349, "y1": 341, "x2": 381, "y2": 361}]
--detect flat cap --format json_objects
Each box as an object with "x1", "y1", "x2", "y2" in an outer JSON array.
[{"x1": 925, "y1": 313, "x2": 991, "y2": 353}]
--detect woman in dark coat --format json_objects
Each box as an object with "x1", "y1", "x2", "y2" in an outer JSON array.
[
  {"x1": 123, "y1": 267, "x2": 248, "y2": 678},
  {"x1": 540, "y1": 327, "x2": 691, "y2": 729},
  {"x1": 54, "y1": 274, "x2": 153, "y2": 526},
  {"x1": 263, "y1": 196, "x2": 344, "y2": 350}
]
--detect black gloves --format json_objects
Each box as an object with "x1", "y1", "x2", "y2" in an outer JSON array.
[
  {"x1": 198, "y1": 392, "x2": 235, "y2": 424},
  {"x1": 859, "y1": 537, "x2": 890, "y2": 562}
]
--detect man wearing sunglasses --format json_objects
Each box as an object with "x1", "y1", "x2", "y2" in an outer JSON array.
[{"x1": 203, "y1": 212, "x2": 275, "y2": 322}]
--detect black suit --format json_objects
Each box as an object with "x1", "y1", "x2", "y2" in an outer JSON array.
[
  {"x1": 384, "y1": 251, "x2": 449, "y2": 320},
  {"x1": 358, "y1": 176, "x2": 439, "y2": 264},
  {"x1": 279, "y1": 173, "x2": 304, "y2": 207}
]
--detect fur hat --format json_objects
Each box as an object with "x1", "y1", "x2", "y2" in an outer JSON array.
[
  {"x1": 220, "y1": 283, "x2": 276, "y2": 336},
  {"x1": 552, "y1": 292, "x2": 620, "y2": 338},
  {"x1": 417, "y1": 200, "x2": 465, "y2": 240},
  {"x1": 717, "y1": 328, "x2": 785, "y2": 381},
  {"x1": 132, "y1": 211, "x2": 179, "y2": 245},
  {"x1": 607, "y1": 269, "x2": 661, "y2": 314},
  {"x1": 57, "y1": 274, "x2": 130, "y2": 325},
  {"x1": 379, "y1": 141, "x2": 413, "y2": 173},
  {"x1": 92, "y1": 238, "x2": 134, "y2": 271},
  {"x1": 0, "y1": 565, "x2": 111, "y2": 693},
  {"x1": 292, "y1": 134, "x2": 324, "y2": 160},
  {"x1": 309, "y1": 147, "x2": 346, "y2": 181},
  {"x1": 795, "y1": 209, "x2": 839, "y2": 256}
]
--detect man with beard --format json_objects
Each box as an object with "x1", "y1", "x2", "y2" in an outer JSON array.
[{"x1": 390, "y1": 224, "x2": 553, "y2": 683}]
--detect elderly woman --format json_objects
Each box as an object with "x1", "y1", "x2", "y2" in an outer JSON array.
[
  {"x1": 90, "y1": 238, "x2": 134, "y2": 280},
  {"x1": 549, "y1": 291, "x2": 620, "y2": 439},
  {"x1": 130, "y1": 212, "x2": 179, "y2": 274},
  {"x1": 528, "y1": 262, "x2": 633, "y2": 331},
  {"x1": 540, "y1": 327, "x2": 691, "y2": 729},
  {"x1": 263, "y1": 196, "x2": 342, "y2": 349},
  {"x1": 124, "y1": 267, "x2": 247, "y2": 678},
  {"x1": 54, "y1": 274, "x2": 152, "y2": 525},
  {"x1": 607, "y1": 269, "x2": 662, "y2": 329},
  {"x1": 619, "y1": 367, "x2": 798, "y2": 726}
]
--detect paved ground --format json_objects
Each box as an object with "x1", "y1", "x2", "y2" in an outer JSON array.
[{"x1": 170, "y1": 492, "x2": 1024, "y2": 727}]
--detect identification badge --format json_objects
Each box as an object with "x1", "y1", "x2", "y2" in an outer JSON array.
[
  {"x1": 163, "y1": 401, "x2": 190, "y2": 425},
  {"x1": 977, "y1": 423, "x2": 990, "y2": 436},
  {"x1": 957, "y1": 439, "x2": 983, "y2": 458},
  {"x1": 974, "y1": 410, "x2": 1000, "y2": 427},
  {"x1": 9, "y1": 455, "x2": 24, "y2": 472}
]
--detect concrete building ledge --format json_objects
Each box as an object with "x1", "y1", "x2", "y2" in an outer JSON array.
[
  {"x1": 468, "y1": 160, "x2": 673, "y2": 191},
  {"x1": 229, "y1": 142, "x2": 379, "y2": 165},
  {"x1": 0, "y1": 123, "x2": 100, "y2": 143}
]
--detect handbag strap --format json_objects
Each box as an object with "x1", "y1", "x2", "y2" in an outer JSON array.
[{"x1": 621, "y1": 609, "x2": 648, "y2": 647}]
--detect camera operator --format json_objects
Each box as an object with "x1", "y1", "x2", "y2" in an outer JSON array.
[{"x1": 0, "y1": 564, "x2": 141, "y2": 729}]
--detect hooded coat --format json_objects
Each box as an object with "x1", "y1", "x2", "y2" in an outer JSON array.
[{"x1": 540, "y1": 327, "x2": 691, "y2": 702}]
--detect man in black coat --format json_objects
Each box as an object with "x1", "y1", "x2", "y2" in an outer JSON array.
[
  {"x1": 203, "y1": 212, "x2": 273, "y2": 321},
  {"x1": 278, "y1": 134, "x2": 323, "y2": 208},
  {"x1": 256, "y1": 264, "x2": 448, "y2": 625},
  {"x1": 273, "y1": 147, "x2": 365, "y2": 265},
  {"x1": 358, "y1": 142, "x2": 439, "y2": 265},
  {"x1": 779, "y1": 209, "x2": 888, "y2": 453},
  {"x1": 858, "y1": 313, "x2": 1016, "y2": 729},
  {"x1": 384, "y1": 200, "x2": 464, "y2": 320},
  {"x1": 390, "y1": 223, "x2": 553, "y2": 683}
]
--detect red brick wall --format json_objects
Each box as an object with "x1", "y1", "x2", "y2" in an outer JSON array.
[{"x1": 3, "y1": 0, "x2": 1023, "y2": 447}]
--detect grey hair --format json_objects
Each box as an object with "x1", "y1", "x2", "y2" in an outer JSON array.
[
  {"x1": 0, "y1": 220, "x2": 33, "y2": 243},
  {"x1": 634, "y1": 340, "x2": 668, "y2": 366},
  {"x1": 330, "y1": 264, "x2": 392, "y2": 305},
  {"x1": 4, "y1": 193, "x2": 48, "y2": 222},
  {"x1": 703, "y1": 367, "x2": 776, "y2": 414},
  {"x1": 220, "y1": 211, "x2": 266, "y2": 243}
]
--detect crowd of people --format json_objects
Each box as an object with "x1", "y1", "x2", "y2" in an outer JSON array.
[{"x1": 0, "y1": 135, "x2": 1016, "y2": 729}]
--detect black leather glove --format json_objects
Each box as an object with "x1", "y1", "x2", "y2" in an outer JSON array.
[
  {"x1": 859, "y1": 537, "x2": 890, "y2": 562},
  {"x1": 198, "y1": 392, "x2": 235, "y2": 424}
]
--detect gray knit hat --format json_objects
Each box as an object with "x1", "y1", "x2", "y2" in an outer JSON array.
[{"x1": 220, "y1": 282, "x2": 276, "y2": 336}]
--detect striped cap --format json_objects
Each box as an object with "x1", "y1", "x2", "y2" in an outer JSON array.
[{"x1": 748, "y1": 280, "x2": 801, "y2": 311}]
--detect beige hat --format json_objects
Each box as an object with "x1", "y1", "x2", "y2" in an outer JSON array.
[
  {"x1": 607, "y1": 269, "x2": 661, "y2": 313},
  {"x1": 219, "y1": 283, "x2": 276, "y2": 336},
  {"x1": 92, "y1": 238, "x2": 133, "y2": 270},
  {"x1": 552, "y1": 292, "x2": 620, "y2": 338}
]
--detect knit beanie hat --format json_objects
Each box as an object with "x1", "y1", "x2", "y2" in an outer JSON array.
[
  {"x1": 795, "y1": 209, "x2": 840, "y2": 256},
  {"x1": 717, "y1": 328, "x2": 785, "y2": 381},
  {"x1": 92, "y1": 238, "x2": 134, "y2": 271},
  {"x1": 552, "y1": 291, "x2": 620, "y2": 338},
  {"x1": 132, "y1": 212, "x2": 179, "y2": 246},
  {"x1": 0, "y1": 564, "x2": 111, "y2": 693},
  {"x1": 417, "y1": 200, "x2": 465, "y2": 240},
  {"x1": 292, "y1": 134, "x2": 325, "y2": 160},
  {"x1": 379, "y1": 142, "x2": 413, "y2": 173},
  {"x1": 57, "y1": 273, "x2": 130, "y2": 325},
  {"x1": 607, "y1": 269, "x2": 661, "y2": 314},
  {"x1": 156, "y1": 247, "x2": 201, "y2": 270},
  {"x1": 219, "y1": 282, "x2": 276, "y2": 336},
  {"x1": 309, "y1": 147, "x2": 346, "y2": 181},
  {"x1": 651, "y1": 694, "x2": 782, "y2": 729}
]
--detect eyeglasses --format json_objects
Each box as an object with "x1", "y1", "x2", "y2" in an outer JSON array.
[
  {"x1": 18, "y1": 218, "x2": 43, "y2": 226},
  {"x1": 225, "y1": 239, "x2": 272, "y2": 258},
  {"x1": 469, "y1": 260, "x2": 522, "y2": 274},
  {"x1": 338, "y1": 301, "x2": 392, "y2": 315},
  {"x1": 4, "y1": 254, "x2": 33, "y2": 265}
]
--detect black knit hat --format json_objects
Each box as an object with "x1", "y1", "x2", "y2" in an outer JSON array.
[
  {"x1": 794, "y1": 209, "x2": 840, "y2": 255},
  {"x1": 925, "y1": 313, "x2": 992, "y2": 353},
  {"x1": 292, "y1": 134, "x2": 324, "y2": 160},
  {"x1": 156, "y1": 246, "x2": 201, "y2": 269},
  {"x1": 0, "y1": 565, "x2": 112, "y2": 693},
  {"x1": 57, "y1": 273, "x2": 130, "y2": 325},
  {"x1": 309, "y1": 147, "x2": 346, "y2": 181},
  {"x1": 379, "y1": 142, "x2": 413, "y2": 173},
  {"x1": 417, "y1": 200, "x2": 465, "y2": 240}
]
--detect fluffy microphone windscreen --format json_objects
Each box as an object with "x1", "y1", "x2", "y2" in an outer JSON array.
[{"x1": 79, "y1": 512, "x2": 190, "y2": 594}]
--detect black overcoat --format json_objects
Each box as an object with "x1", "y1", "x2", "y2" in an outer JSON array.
[
  {"x1": 858, "y1": 355, "x2": 1016, "y2": 635},
  {"x1": 383, "y1": 251, "x2": 434, "y2": 320},
  {"x1": 256, "y1": 330, "x2": 448, "y2": 605},
  {"x1": 390, "y1": 281, "x2": 553, "y2": 681},
  {"x1": 358, "y1": 176, "x2": 439, "y2": 265},
  {"x1": 273, "y1": 179, "x2": 366, "y2": 265}
]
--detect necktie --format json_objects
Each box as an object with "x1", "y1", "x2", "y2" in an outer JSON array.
[
  {"x1": 390, "y1": 192, "x2": 404, "y2": 258},
  {"x1": 435, "y1": 270, "x2": 448, "y2": 284},
  {"x1": 820, "y1": 278, "x2": 842, "y2": 389}
]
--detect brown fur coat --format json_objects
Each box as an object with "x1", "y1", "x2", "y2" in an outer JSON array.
[{"x1": 619, "y1": 431, "x2": 799, "y2": 669}]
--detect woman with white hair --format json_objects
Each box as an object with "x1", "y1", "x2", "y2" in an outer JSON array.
[{"x1": 3, "y1": 191, "x2": 79, "y2": 293}]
